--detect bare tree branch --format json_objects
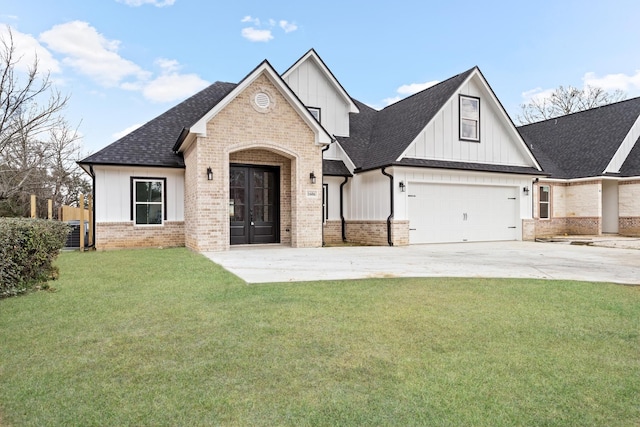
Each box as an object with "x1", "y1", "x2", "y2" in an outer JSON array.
[{"x1": 517, "y1": 85, "x2": 627, "y2": 125}]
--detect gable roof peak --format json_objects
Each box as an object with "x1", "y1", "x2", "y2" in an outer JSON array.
[{"x1": 282, "y1": 48, "x2": 359, "y2": 114}]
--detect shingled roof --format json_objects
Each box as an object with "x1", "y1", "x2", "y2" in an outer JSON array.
[
  {"x1": 337, "y1": 67, "x2": 476, "y2": 172},
  {"x1": 518, "y1": 97, "x2": 640, "y2": 179},
  {"x1": 79, "y1": 81, "x2": 237, "y2": 168}
]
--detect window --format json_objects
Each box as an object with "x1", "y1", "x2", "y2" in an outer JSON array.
[
  {"x1": 131, "y1": 178, "x2": 166, "y2": 225},
  {"x1": 539, "y1": 185, "x2": 550, "y2": 219},
  {"x1": 308, "y1": 107, "x2": 321, "y2": 122},
  {"x1": 459, "y1": 95, "x2": 480, "y2": 141},
  {"x1": 322, "y1": 184, "x2": 328, "y2": 223}
]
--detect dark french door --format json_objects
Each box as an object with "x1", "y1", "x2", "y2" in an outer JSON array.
[{"x1": 229, "y1": 165, "x2": 280, "y2": 245}]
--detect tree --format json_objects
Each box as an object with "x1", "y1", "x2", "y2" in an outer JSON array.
[
  {"x1": 517, "y1": 85, "x2": 626, "y2": 125},
  {"x1": 0, "y1": 27, "x2": 89, "y2": 217}
]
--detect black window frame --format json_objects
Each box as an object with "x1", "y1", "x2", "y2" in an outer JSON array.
[
  {"x1": 130, "y1": 177, "x2": 167, "y2": 225},
  {"x1": 459, "y1": 94, "x2": 481, "y2": 142},
  {"x1": 308, "y1": 107, "x2": 321, "y2": 123}
]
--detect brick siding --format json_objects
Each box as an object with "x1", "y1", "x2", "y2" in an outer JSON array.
[
  {"x1": 96, "y1": 221, "x2": 185, "y2": 250},
  {"x1": 345, "y1": 220, "x2": 409, "y2": 246},
  {"x1": 183, "y1": 73, "x2": 323, "y2": 251}
]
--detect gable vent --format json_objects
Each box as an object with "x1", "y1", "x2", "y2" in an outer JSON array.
[{"x1": 254, "y1": 92, "x2": 271, "y2": 109}]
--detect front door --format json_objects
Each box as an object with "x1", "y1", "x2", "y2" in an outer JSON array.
[{"x1": 230, "y1": 165, "x2": 280, "y2": 245}]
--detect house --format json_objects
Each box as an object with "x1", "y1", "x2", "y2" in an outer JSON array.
[
  {"x1": 518, "y1": 97, "x2": 640, "y2": 237},
  {"x1": 78, "y1": 49, "x2": 545, "y2": 251}
]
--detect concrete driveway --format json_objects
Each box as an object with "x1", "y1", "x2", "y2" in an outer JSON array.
[{"x1": 204, "y1": 240, "x2": 640, "y2": 285}]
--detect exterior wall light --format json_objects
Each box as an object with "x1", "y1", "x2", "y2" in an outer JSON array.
[
  {"x1": 523, "y1": 185, "x2": 529, "y2": 195},
  {"x1": 310, "y1": 172, "x2": 316, "y2": 184},
  {"x1": 399, "y1": 181, "x2": 406, "y2": 192},
  {"x1": 207, "y1": 167, "x2": 213, "y2": 181}
]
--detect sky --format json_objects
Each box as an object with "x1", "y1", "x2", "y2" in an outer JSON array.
[{"x1": 2, "y1": 0, "x2": 640, "y2": 156}]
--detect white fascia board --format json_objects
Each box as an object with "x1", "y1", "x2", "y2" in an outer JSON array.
[
  {"x1": 333, "y1": 141, "x2": 357, "y2": 173},
  {"x1": 189, "y1": 61, "x2": 331, "y2": 147},
  {"x1": 603, "y1": 114, "x2": 640, "y2": 174},
  {"x1": 282, "y1": 49, "x2": 360, "y2": 114}
]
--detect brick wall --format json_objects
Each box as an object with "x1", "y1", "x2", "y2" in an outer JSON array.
[
  {"x1": 345, "y1": 220, "x2": 409, "y2": 246},
  {"x1": 185, "y1": 73, "x2": 323, "y2": 251},
  {"x1": 619, "y1": 217, "x2": 640, "y2": 236},
  {"x1": 96, "y1": 221, "x2": 185, "y2": 250},
  {"x1": 533, "y1": 180, "x2": 603, "y2": 237},
  {"x1": 323, "y1": 220, "x2": 342, "y2": 245},
  {"x1": 522, "y1": 219, "x2": 535, "y2": 241}
]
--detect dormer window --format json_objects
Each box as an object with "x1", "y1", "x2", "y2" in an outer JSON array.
[
  {"x1": 308, "y1": 107, "x2": 321, "y2": 122},
  {"x1": 459, "y1": 95, "x2": 480, "y2": 142}
]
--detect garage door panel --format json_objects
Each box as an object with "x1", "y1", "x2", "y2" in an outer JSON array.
[{"x1": 408, "y1": 183, "x2": 519, "y2": 244}]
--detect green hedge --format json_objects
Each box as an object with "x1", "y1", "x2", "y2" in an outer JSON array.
[{"x1": 0, "y1": 218, "x2": 70, "y2": 298}]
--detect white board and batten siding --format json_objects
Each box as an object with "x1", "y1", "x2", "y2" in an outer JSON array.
[
  {"x1": 94, "y1": 166, "x2": 185, "y2": 223},
  {"x1": 283, "y1": 59, "x2": 351, "y2": 138},
  {"x1": 345, "y1": 170, "x2": 390, "y2": 220},
  {"x1": 323, "y1": 176, "x2": 345, "y2": 221},
  {"x1": 403, "y1": 74, "x2": 533, "y2": 168}
]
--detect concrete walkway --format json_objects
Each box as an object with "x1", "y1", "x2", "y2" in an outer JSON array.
[{"x1": 204, "y1": 240, "x2": 640, "y2": 285}]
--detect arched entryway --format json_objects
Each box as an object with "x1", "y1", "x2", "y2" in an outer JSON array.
[{"x1": 228, "y1": 147, "x2": 293, "y2": 246}]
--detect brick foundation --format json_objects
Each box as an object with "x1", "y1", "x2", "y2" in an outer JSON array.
[
  {"x1": 522, "y1": 219, "x2": 535, "y2": 241},
  {"x1": 323, "y1": 220, "x2": 343, "y2": 245},
  {"x1": 534, "y1": 217, "x2": 601, "y2": 237},
  {"x1": 345, "y1": 220, "x2": 409, "y2": 246},
  {"x1": 619, "y1": 217, "x2": 640, "y2": 236},
  {"x1": 96, "y1": 221, "x2": 185, "y2": 250}
]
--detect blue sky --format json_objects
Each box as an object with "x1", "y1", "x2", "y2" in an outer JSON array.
[{"x1": 2, "y1": 0, "x2": 640, "y2": 155}]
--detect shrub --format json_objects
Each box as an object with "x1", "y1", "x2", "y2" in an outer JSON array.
[{"x1": 0, "y1": 218, "x2": 70, "y2": 298}]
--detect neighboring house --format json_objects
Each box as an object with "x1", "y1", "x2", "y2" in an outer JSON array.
[
  {"x1": 78, "y1": 49, "x2": 544, "y2": 251},
  {"x1": 518, "y1": 97, "x2": 640, "y2": 237}
]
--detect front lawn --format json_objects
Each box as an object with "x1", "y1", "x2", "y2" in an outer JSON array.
[{"x1": 1, "y1": 248, "x2": 638, "y2": 426}]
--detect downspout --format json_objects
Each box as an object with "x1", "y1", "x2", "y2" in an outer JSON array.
[
  {"x1": 381, "y1": 167, "x2": 394, "y2": 246},
  {"x1": 339, "y1": 176, "x2": 349, "y2": 242},
  {"x1": 89, "y1": 164, "x2": 96, "y2": 250}
]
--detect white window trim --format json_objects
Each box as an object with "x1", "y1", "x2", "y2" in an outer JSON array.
[
  {"x1": 539, "y1": 185, "x2": 550, "y2": 219},
  {"x1": 131, "y1": 177, "x2": 166, "y2": 226},
  {"x1": 459, "y1": 95, "x2": 480, "y2": 142}
]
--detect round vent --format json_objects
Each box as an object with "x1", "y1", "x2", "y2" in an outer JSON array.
[{"x1": 254, "y1": 92, "x2": 271, "y2": 109}]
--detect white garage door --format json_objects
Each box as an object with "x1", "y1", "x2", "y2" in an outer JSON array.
[{"x1": 408, "y1": 183, "x2": 519, "y2": 244}]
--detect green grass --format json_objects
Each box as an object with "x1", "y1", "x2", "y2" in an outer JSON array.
[{"x1": 1, "y1": 248, "x2": 639, "y2": 426}]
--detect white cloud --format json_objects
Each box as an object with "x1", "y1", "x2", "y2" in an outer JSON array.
[
  {"x1": 113, "y1": 123, "x2": 143, "y2": 139},
  {"x1": 241, "y1": 16, "x2": 260, "y2": 25},
  {"x1": 397, "y1": 81, "x2": 439, "y2": 95},
  {"x1": 279, "y1": 20, "x2": 298, "y2": 33},
  {"x1": 141, "y1": 58, "x2": 209, "y2": 102},
  {"x1": 240, "y1": 15, "x2": 298, "y2": 42},
  {"x1": 382, "y1": 80, "x2": 440, "y2": 106},
  {"x1": 155, "y1": 57, "x2": 180, "y2": 73},
  {"x1": 0, "y1": 26, "x2": 61, "y2": 73},
  {"x1": 39, "y1": 21, "x2": 150, "y2": 88},
  {"x1": 521, "y1": 87, "x2": 555, "y2": 104},
  {"x1": 116, "y1": 0, "x2": 176, "y2": 7},
  {"x1": 382, "y1": 96, "x2": 403, "y2": 106},
  {"x1": 241, "y1": 27, "x2": 273, "y2": 43},
  {"x1": 583, "y1": 70, "x2": 640, "y2": 93}
]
